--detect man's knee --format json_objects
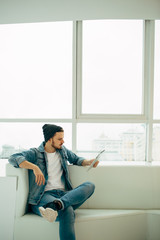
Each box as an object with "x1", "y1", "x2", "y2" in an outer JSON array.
[
  {"x1": 84, "y1": 181, "x2": 95, "y2": 194},
  {"x1": 65, "y1": 206, "x2": 75, "y2": 217}
]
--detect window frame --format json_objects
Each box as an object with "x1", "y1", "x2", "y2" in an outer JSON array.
[
  {"x1": 76, "y1": 20, "x2": 146, "y2": 120},
  {"x1": 75, "y1": 20, "x2": 155, "y2": 162}
]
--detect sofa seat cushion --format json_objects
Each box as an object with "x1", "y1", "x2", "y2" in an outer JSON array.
[
  {"x1": 14, "y1": 209, "x2": 147, "y2": 240},
  {"x1": 18, "y1": 208, "x2": 146, "y2": 222}
]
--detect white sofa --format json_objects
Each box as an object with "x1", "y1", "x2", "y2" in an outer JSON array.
[{"x1": 6, "y1": 163, "x2": 160, "y2": 240}]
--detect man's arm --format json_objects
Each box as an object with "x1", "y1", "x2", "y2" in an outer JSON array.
[
  {"x1": 63, "y1": 146, "x2": 99, "y2": 168},
  {"x1": 9, "y1": 150, "x2": 45, "y2": 186},
  {"x1": 19, "y1": 160, "x2": 45, "y2": 186},
  {"x1": 63, "y1": 147, "x2": 85, "y2": 166}
]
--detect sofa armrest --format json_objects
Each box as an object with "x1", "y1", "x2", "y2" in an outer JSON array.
[{"x1": 6, "y1": 163, "x2": 29, "y2": 218}]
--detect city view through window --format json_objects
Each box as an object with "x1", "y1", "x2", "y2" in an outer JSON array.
[{"x1": 77, "y1": 124, "x2": 146, "y2": 161}]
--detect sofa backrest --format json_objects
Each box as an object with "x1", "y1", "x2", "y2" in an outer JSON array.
[
  {"x1": 69, "y1": 165, "x2": 160, "y2": 210},
  {"x1": 6, "y1": 163, "x2": 160, "y2": 218}
]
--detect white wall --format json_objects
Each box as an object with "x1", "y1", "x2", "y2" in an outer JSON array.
[
  {"x1": 0, "y1": 0, "x2": 160, "y2": 25},
  {"x1": 0, "y1": 177, "x2": 17, "y2": 240}
]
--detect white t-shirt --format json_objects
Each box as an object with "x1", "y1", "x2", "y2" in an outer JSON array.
[{"x1": 44, "y1": 151, "x2": 65, "y2": 191}]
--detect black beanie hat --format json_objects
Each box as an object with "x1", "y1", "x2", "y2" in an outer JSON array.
[{"x1": 42, "y1": 124, "x2": 63, "y2": 143}]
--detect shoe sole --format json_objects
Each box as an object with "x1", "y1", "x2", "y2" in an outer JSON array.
[{"x1": 39, "y1": 207, "x2": 58, "y2": 222}]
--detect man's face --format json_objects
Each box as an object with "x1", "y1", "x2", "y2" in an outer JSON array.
[{"x1": 51, "y1": 132, "x2": 64, "y2": 150}]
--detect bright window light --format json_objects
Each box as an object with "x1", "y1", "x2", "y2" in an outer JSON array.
[
  {"x1": 82, "y1": 20, "x2": 143, "y2": 114},
  {"x1": 154, "y1": 20, "x2": 160, "y2": 119},
  {"x1": 0, "y1": 22, "x2": 72, "y2": 118}
]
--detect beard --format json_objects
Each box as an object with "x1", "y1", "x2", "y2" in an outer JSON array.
[{"x1": 51, "y1": 140, "x2": 63, "y2": 150}]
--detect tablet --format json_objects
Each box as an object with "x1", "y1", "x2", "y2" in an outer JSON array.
[{"x1": 87, "y1": 149, "x2": 105, "y2": 172}]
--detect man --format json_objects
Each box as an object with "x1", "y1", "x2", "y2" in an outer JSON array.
[{"x1": 9, "y1": 124, "x2": 99, "y2": 240}]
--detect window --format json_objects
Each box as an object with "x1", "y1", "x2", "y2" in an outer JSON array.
[
  {"x1": 81, "y1": 20, "x2": 143, "y2": 115},
  {"x1": 0, "y1": 22, "x2": 72, "y2": 118},
  {"x1": 152, "y1": 21, "x2": 160, "y2": 161},
  {"x1": 154, "y1": 20, "x2": 160, "y2": 119},
  {"x1": 0, "y1": 19, "x2": 159, "y2": 177},
  {"x1": 152, "y1": 124, "x2": 160, "y2": 161},
  {"x1": 0, "y1": 122, "x2": 72, "y2": 159},
  {"x1": 77, "y1": 123, "x2": 146, "y2": 161}
]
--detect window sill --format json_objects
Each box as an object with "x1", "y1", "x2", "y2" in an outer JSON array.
[{"x1": 98, "y1": 161, "x2": 160, "y2": 167}]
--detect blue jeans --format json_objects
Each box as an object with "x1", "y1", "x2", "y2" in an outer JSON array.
[{"x1": 31, "y1": 181, "x2": 95, "y2": 240}]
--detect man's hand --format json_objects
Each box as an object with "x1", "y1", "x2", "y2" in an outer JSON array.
[
  {"x1": 33, "y1": 166, "x2": 45, "y2": 186},
  {"x1": 19, "y1": 160, "x2": 45, "y2": 186},
  {"x1": 82, "y1": 159, "x2": 99, "y2": 168}
]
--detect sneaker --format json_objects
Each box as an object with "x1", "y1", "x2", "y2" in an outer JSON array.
[{"x1": 39, "y1": 207, "x2": 58, "y2": 222}]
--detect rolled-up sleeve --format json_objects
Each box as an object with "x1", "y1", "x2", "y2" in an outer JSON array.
[
  {"x1": 64, "y1": 147, "x2": 85, "y2": 166},
  {"x1": 8, "y1": 150, "x2": 35, "y2": 168}
]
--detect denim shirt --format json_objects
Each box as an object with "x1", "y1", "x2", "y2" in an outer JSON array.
[{"x1": 8, "y1": 142, "x2": 85, "y2": 205}]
